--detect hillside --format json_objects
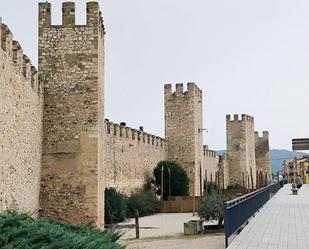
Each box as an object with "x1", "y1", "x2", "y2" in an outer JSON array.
[{"x1": 216, "y1": 149, "x2": 308, "y2": 174}]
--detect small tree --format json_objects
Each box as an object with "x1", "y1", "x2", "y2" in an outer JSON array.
[
  {"x1": 104, "y1": 188, "x2": 128, "y2": 224},
  {"x1": 227, "y1": 183, "x2": 243, "y2": 189},
  {"x1": 153, "y1": 160, "x2": 189, "y2": 199},
  {"x1": 126, "y1": 188, "x2": 160, "y2": 217},
  {"x1": 198, "y1": 183, "x2": 224, "y2": 226},
  {"x1": 204, "y1": 181, "x2": 219, "y2": 194}
]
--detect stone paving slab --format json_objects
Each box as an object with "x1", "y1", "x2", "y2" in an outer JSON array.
[{"x1": 228, "y1": 184, "x2": 309, "y2": 249}]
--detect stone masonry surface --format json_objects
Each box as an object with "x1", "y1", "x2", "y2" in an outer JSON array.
[
  {"x1": 103, "y1": 121, "x2": 167, "y2": 194},
  {"x1": 203, "y1": 146, "x2": 220, "y2": 186},
  {"x1": 38, "y1": 2, "x2": 105, "y2": 227},
  {"x1": 226, "y1": 114, "x2": 257, "y2": 189},
  {"x1": 0, "y1": 18, "x2": 43, "y2": 214},
  {"x1": 255, "y1": 131, "x2": 271, "y2": 185},
  {"x1": 165, "y1": 83, "x2": 204, "y2": 196}
]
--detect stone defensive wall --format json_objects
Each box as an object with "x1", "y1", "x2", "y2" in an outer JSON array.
[
  {"x1": 103, "y1": 120, "x2": 167, "y2": 193},
  {"x1": 220, "y1": 153, "x2": 230, "y2": 189},
  {"x1": 202, "y1": 145, "x2": 220, "y2": 184},
  {"x1": 203, "y1": 145, "x2": 217, "y2": 158},
  {"x1": 0, "y1": 18, "x2": 43, "y2": 214},
  {"x1": 255, "y1": 131, "x2": 271, "y2": 184}
]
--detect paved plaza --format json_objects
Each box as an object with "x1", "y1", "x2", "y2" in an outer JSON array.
[{"x1": 228, "y1": 184, "x2": 309, "y2": 249}]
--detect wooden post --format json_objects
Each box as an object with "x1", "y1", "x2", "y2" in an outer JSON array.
[
  {"x1": 161, "y1": 165, "x2": 164, "y2": 201},
  {"x1": 242, "y1": 172, "x2": 245, "y2": 189},
  {"x1": 135, "y1": 209, "x2": 140, "y2": 239}
]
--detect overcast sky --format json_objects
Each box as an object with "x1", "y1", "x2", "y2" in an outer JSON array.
[{"x1": 2, "y1": 0, "x2": 309, "y2": 150}]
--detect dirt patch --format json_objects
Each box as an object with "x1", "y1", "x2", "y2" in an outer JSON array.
[{"x1": 123, "y1": 234, "x2": 225, "y2": 249}]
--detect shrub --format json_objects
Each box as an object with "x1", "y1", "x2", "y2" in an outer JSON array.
[
  {"x1": 153, "y1": 160, "x2": 189, "y2": 199},
  {"x1": 104, "y1": 188, "x2": 128, "y2": 224},
  {"x1": 0, "y1": 212, "x2": 124, "y2": 249},
  {"x1": 143, "y1": 173, "x2": 156, "y2": 192},
  {"x1": 204, "y1": 181, "x2": 219, "y2": 195},
  {"x1": 227, "y1": 183, "x2": 243, "y2": 189},
  {"x1": 198, "y1": 189, "x2": 224, "y2": 226},
  {"x1": 127, "y1": 189, "x2": 160, "y2": 218}
]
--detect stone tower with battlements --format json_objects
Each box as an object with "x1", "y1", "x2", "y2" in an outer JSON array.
[
  {"x1": 255, "y1": 131, "x2": 271, "y2": 186},
  {"x1": 38, "y1": 2, "x2": 105, "y2": 227},
  {"x1": 164, "y1": 83, "x2": 203, "y2": 196},
  {"x1": 226, "y1": 114, "x2": 257, "y2": 189}
]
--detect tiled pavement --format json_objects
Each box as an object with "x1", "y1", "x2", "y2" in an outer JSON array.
[{"x1": 228, "y1": 184, "x2": 309, "y2": 249}]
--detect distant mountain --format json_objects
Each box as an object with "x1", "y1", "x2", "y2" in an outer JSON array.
[
  {"x1": 216, "y1": 149, "x2": 308, "y2": 174},
  {"x1": 270, "y1": 149, "x2": 308, "y2": 174}
]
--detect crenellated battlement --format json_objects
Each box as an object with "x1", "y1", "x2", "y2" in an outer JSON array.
[
  {"x1": 105, "y1": 120, "x2": 166, "y2": 148},
  {"x1": 39, "y1": 2, "x2": 105, "y2": 35},
  {"x1": 255, "y1": 131, "x2": 269, "y2": 140},
  {"x1": 164, "y1": 82, "x2": 203, "y2": 100},
  {"x1": 0, "y1": 18, "x2": 40, "y2": 96},
  {"x1": 203, "y1": 145, "x2": 217, "y2": 158},
  {"x1": 226, "y1": 114, "x2": 254, "y2": 123}
]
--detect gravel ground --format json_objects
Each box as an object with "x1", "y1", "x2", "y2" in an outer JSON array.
[
  {"x1": 115, "y1": 213, "x2": 224, "y2": 249},
  {"x1": 123, "y1": 235, "x2": 225, "y2": 249},
  {"x1": 117, "y1": 213, "x2": 218, "y2": 239}
]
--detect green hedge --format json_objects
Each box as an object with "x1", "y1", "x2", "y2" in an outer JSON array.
[{"x1": 0, "y1": 212, "x2": 124, "y2": 249}]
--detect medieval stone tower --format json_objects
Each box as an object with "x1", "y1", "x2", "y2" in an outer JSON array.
[
  {"x1": 255, "y1": 131, "x2": 271, "y2": 186},
  {"x1": 164, "y1": 83, "x2": 203, "y2": 196},
  {"x1": 226, "y1": 114, "x2": 257, "y2": 189},
  {"x1": 38, "y1": 2, "x2": 105, "y2": 227}
]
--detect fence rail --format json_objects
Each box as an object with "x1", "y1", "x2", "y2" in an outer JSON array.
[
  {"x1": 160, "y1": 196, "x2": 200, "y2": 213},
  {"x1": 224, "y1": 181, "x2": 283, "y2": 248}
]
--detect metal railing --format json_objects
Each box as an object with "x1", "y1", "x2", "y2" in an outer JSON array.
[
  {"x1": 224, "y1": 181, "x2": 283, "y2": 248},
  {"x1": 270, "y1": 180, "x2": 283, "y2": 196}
]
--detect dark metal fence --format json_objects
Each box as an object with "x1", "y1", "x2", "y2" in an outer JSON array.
[
  {"x1": 224, "y1": 181, "x2": 283, "y2": 248},
  {"x1": 270, "y1": 180, "x2": 283, "y2": 196}
]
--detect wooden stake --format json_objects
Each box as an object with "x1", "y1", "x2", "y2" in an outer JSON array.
[{"x1": 135, "y1": 209, "x2": 140, "y2": 239}]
